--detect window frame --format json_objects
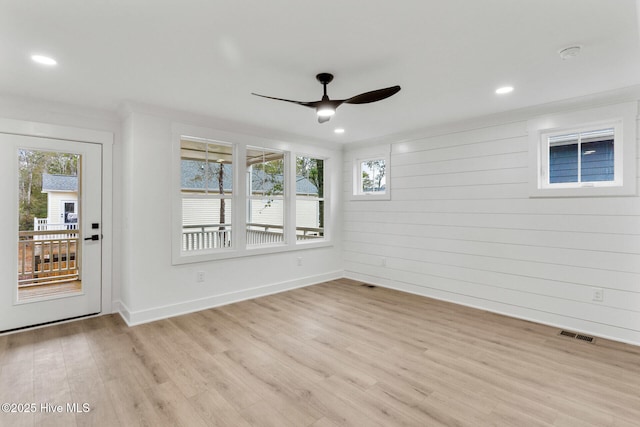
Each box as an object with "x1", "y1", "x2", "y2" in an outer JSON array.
[
  {"x1": 246, "y1": 146, "x2": 288, "y2": 248},
  {"x1": 295, "y1": 154, "x2": 327, "y2": 245},
  {"x1": 528, "y1": 102, "x2": 637, "y2": 198},
  {"x1": 179, "y1": 137, "x2": 235, "y2": 254},
  {"x1": 541, "y1": 123, "x2": 621, "y2": 189},
  {"x1": 171, "y1": 124, "x2": 332, "y2": 265},
  {"x1": 350, "y1": 145, "x2": 391, "y2": 201}
]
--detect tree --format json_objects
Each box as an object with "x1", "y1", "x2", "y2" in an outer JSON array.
[
  {"x1": 216, "y1": 163, "x2": 226, "y2": 228},
  {"x1": 18, "y1": 150, "x2": 79, "y2": 231},
  {"x1": 253, "y1": 157, "x2": 284, "y2": 209},
  {"x1": 297, "y1": 157, "x2": 324, "y2": 231},
  {"x1": 190, "y1": 161, "x2": 228, "y2": 227},
  {"x1": 362, "y1": 171, "x2": 373, "y2": 192},
  {"x1": 365, "y1": 160, "x2": 385, "y2": 191}
]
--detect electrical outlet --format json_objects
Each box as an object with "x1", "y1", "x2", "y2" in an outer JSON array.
[
  {"x1": 592, "y1": 288, "x2": 604, "y2": 302},
  {"x1": 196, "y1": 271, "x2": 205, "y2": 283},
  {"x1": 297, "y1": 257, "x2": 303, "y2": 266},
  {"x1": 381, "y1": 257, "x2": 387, "y2": 267}
]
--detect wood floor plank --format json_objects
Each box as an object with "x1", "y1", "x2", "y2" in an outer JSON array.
[
  {"x1": 103, "y1": 372, "x2": 165, "y2": 427},
  {"x1": 1, "y1": 279, "x2": 639, "y2": 426},
  {"x1": 190, "y1": 387, "x2": 253, "y2": 427},
  {"x1": 239, "y1": 400, "x2": 299, "y2": 427},
  {"x1": 144, "y1": 381, "x2": 209, "y2": 427}
]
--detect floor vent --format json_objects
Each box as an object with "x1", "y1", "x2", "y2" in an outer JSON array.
[
  {"x1": 559, "y1": 330, "x2": 595, "y2": 343},
  {"x1": 362, "y1": 284, "x2": 376, "y2": 289},
  {"x1": 576, "y1": 334, "x2": 595, "y2": 343}
]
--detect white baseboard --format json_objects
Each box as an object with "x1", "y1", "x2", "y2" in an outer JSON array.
[
  {"x1": 116, "y1": 270, "x2": 343, "y2": 327},
  {"x1": 113, "y1": 269, "x2": 639, "y2": 347},
  {"x1": 344, "y1": 271, "x2": 640, "y2": 348}
]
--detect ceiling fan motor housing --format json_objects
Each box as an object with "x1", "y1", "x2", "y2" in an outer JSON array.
[{"x1": 316, "y1": 73, "x2": 334, "y2": 85}]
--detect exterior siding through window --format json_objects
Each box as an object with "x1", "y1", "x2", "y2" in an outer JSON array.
[{"x1": 549, "y1": 129, "x2": 614, "y2": 184}]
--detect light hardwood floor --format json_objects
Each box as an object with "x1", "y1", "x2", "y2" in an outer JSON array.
[{"x1": 1, "y1": 278, "x2": 639, "y2": 426}]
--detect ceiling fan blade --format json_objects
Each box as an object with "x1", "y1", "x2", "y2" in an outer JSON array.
[
  {"x1": 251, "y1": 93, "x2": 315, "y2": 108},
  {"x1": 344, "y1": 85, "x2": 401, "y2": 104},
  {"x1": 252, "y1": 74, "x2": 400, "y2": 124}
]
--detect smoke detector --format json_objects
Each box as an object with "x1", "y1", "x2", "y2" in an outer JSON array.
[{"x1": 558, "y1": 45, "x2": 582, "y2": 60}]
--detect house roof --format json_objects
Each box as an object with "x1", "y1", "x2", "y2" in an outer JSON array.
[
  {"x1": 181, "y1": 160, "x2": 318, "y2": 195},
  {"x1": 41, "y1": 164, "x2": 318, "y2": 195},
  {"x1": 42, "y1": 174, "x2": 78, "y2": 192},
  {"x1": 2, "y1": 2, "x2": 639, "y2": 144}
]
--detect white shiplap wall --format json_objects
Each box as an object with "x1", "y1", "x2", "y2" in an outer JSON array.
[{"x1": 343, "y1": 106, "x2": 640, "y2": 345}]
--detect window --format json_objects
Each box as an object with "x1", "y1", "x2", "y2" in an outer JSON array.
[
  {"x1": 172, "y1": 125, "x2": 333, "y2": 264},
  {"x1": 528, "y1": 102, "x2": 637, "y2": 197},
  {"x1": 359, "y1": 159, "x2": 386, "y2": 194},
  {"x1": 180, "y1": 138, "x2": 233, "y2": 252},
  {"x1": 246, "y1": 147, "x2": 285, "y2": 246},
  {"x1": 546, "y1": 127, "x2": 617, "y2": 186},
  {"x1": 296, "y1": 156, "x2": 325, "y2": 242},
  {"x1": 351, "y1": 146, "x2": 391, "y2": 200}
]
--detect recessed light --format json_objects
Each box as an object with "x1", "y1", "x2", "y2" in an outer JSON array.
[
  {"x1": 31, "y1": 54, "x2": 57, "y2": 66},
  {"x1": 334, "y1": 128, "x2": 345, "y2": 134},
  {"x1": 495, "y1": 86, "x2": 514, "y2": 95}
]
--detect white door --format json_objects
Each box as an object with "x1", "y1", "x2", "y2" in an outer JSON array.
[{"x1": 0, "y1": 134, "x2": 102, "y2": 332}]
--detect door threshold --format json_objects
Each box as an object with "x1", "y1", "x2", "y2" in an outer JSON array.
[{"x1": 0, "y1": 312, "x2": 101, "y2": 335}]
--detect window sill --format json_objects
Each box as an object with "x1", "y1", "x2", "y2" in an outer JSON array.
[
  {"x1": 529, "y1": 183, "x2": 634, "y2": 198},
  {"x1": 349, "y1": 192, "x2": 391, "y2": 201},
  {"x1": 172, "y1": 239, "x2": 333, "y2": 265}
]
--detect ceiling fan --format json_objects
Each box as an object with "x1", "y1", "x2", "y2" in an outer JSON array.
[{"x1": 251, "y1": 73, "x2": 401, "y2": 123}]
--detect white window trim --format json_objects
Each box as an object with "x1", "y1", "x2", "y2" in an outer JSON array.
[
  {"x1": 171, "y1": 123, "x2": 332, "y2": 265},
  {"x1": 540, "y1": 122, "x2": 621, "y2": 189},
  {"x1": 295, "y1": 153, "x2": 328, "y2": 245},
  {"x1": 350, "y1": 145, "x2": 391, "y2": 201},
  {"x1": 246, "y1": 146, "x2": 288, "y2": 249},
  {"x1": 528, "y1": 102, "x2": 637, "y2": 198}
]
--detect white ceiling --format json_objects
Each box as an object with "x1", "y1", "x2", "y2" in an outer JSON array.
[{"x1": 1, "y1": 0, "x2": 639, "y2": 144}]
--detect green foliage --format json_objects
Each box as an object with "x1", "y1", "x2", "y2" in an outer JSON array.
[
  {"x1": 297, "y1": 156, "x2": 324, "y2": 230},
  {"x1": 361, "y1": 171, "x2": 374, "y2": 192},
  {"x1": 18, "y1": 150, "x2": 79, "y2": 231},
  {"x1": 297, "y1": 157, "x2": 323, "y2": 197},
  {"x1": 253, "y1": 158, "x2": 284, "y2": 209},
  {"x1": 364, "y1": 160, "x2": 385, "y2": 191}
]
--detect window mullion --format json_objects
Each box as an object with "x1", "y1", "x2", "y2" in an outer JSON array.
[
  {"x1": 285, "y1": 152, "x2": 295, "y2": 247},
  {"x1": 235, "y1": 143, "x2": 247, "y2": 251},
  {"x1": 577, "y1": 136, "x2": 582, "y2": 183}
]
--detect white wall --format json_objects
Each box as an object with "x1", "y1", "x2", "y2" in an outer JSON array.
[
  {"x1": 344, "y1": 99, "x2": 640, "y2": 346},
  {"x1": 118, "y1": 107, "x2": 343, "y2": 325}
]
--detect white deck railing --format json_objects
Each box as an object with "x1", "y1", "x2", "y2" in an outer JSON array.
[
  {"x1": 33, "y1": 218, "x2": 79, "y2": 240},
  {"x1": 182, "y1": 223, "x2": 323, "y2": 251},
  {"x1": 182, "y1": 224, "x2": 232, "y2": 251},
  {"x1": 18, "y1": 229, "x2": 79, "y2": 287}
]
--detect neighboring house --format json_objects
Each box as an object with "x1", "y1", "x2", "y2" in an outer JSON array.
[
  {"x1": 40, "y1": 166, "x2": 320, "y2": 232},
  {"x1": 41, "y1": 164, "x2": 321, "y2": 233},
  {"x1": 40, "y1": 173, "x2": 78, "y2": 227},
  {"x1": 181, "y1": 160, "x2": 321, "y2": 230}
]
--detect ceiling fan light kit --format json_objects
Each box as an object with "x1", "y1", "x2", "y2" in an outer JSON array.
[{"x1": 252, "y1": 73, "x2": 401, "y2": 124}]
